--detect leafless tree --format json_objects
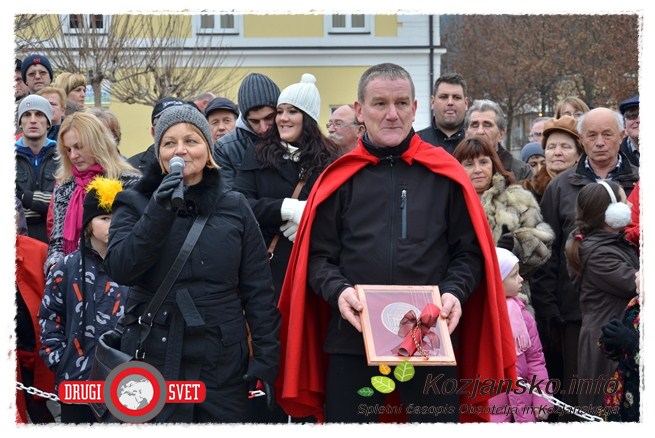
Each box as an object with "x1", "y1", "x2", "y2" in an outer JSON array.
[
  {"x1": 15, "y1": 13, "x2": 243, "y2": 107},
  {"x1": 442, "y1": 14, "x2": 639, "y2": 147}
]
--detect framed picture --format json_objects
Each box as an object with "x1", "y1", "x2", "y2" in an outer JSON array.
[{"x1": 356, "y1": 284, "x2": 456, "y2": 366}]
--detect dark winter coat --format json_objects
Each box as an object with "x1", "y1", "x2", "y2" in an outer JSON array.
[
  {"x1": 416, "y1": 118, "x2": 466, "y2": 155},
  {"x1": 38, "y1": 244, "x2": 127, "y2": 388},
  {"x1": 307, "y1": 133, "x2": 483, "y2": 355},
  {"x1": 15, "y1": 138, "x2": 58, "y2": 243},
  {"x1": 531, "y1": 154, "x2": 638, "y2": 323},
  {"x1": 214, "y1": 119, "x2": 260, "y2": 190},
  {"x1": 567, "y1": 229, "x2": 638, "y2": 408},
  {"x1": 104, "y1": 160, "x2": 280, "y2": 422},
  {"x1": 233, "y1": 143, "x2": 319, "y2": 299},
  {"x1": 497, "y1": 144, "x2": 533, "y2": 182}
]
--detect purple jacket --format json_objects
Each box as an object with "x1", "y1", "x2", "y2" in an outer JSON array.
[{"x1": 490, "y1": 296, "x2": 552, "y2": 422}]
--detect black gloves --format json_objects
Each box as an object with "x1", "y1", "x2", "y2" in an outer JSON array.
[
  {"x1": 154, "y1": 172, "x2": 184, "y2": 208},
  {"x1": 601, "y1": 317, "x2": 638, "y2": 355},
  {"x1": 497, "y1": 225, "x2": 514, "y2": 251},
  {"x1": 243, "y1": 374, "x2": 275, "y2": 411}
]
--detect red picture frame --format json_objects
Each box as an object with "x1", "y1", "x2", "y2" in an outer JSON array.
[{"x1": 356, "y1": 284, "x2": 456, "y2": 366}]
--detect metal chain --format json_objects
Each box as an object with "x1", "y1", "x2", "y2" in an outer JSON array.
[
  {"x1": 16, "y1": 381, "x2": 60, "y2": 402},
  {"x1": 516, "y1": 380, "x2": 603, "y2": 422}
]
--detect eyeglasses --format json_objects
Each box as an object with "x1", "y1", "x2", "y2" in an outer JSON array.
[
  {"x1": 27, "y1": 70, "x2": 49, "y2": 78},
  {"x1": 529, "y1": 132, "x2": 543, "y2": 139},
  {"x1": 562, "y1": 111, "x2": 585, "y2": 118},
  {"x1": 326, "y1": 121, "x2": 358, "y2": 129},
  {"x1": 624, "y1": 110, "x2": 639, "y2": 121}
]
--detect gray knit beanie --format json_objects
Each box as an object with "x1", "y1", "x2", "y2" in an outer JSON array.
[
  {"x1": 18, "y1": 94, "x2": 53, "y2": 126},
  {"x1": 237, "y1": 73, "x2": 281, "y2": 117},
  {"x1": 277, "y1": 73, "x2": 321, "y2": 123},
  {"x1": 154, "y1": 104, "x2": 213, "y2": 160}
]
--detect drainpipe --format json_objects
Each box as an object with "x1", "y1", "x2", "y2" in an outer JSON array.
[{"x1": 429, "y1": 15, "x2": 434, "y2": 96}]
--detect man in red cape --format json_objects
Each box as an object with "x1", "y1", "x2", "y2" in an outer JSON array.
[{"x1": 275, "y1": 63, "x2": 516, "y2": 423}]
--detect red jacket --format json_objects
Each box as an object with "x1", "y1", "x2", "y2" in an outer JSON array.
[
  {"x1": 625, "y1": 180, "x2": 640, "y2": 247},
  {"x1": 15, "y1": 235, "x2": 55, "y2": 423},
  {"x1": 275, "y1": 135, "x2": 517, "y2": 422}
]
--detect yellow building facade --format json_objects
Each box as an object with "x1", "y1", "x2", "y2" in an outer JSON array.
[{"x1": 17, "y1": 14, "x2": 445, "y2": 158}]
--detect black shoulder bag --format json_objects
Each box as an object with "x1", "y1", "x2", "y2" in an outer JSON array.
[{"x1": 89, "y1": 214, "x2": 209, "y2": 421}]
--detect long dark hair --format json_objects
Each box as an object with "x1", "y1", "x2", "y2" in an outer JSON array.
[
  {"x1": 565, "y1": 181, "x2": 622, "y2": 276},
  {"x1": 255, "y1": 106, "x2": 340, "y2": 179}
]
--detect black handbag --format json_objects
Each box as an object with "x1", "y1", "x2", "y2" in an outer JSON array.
[{"x1": 88, "y1": 214, "x2": 209, "y2": 422}]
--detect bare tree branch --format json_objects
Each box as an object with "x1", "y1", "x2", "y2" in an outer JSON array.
[{"x1": 14, "y1": 13, "x2": 244, "y2": 108}]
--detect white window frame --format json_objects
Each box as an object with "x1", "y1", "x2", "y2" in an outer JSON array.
[
  {"x1": 326, "y1": 14, "x2": 371, "y2": 34},
  {"x1": 62, "y1": 14, "x2": 110, "y2": 34},
  {"x1": 193, "y1": 14, "x2": 241, "y2": 35}
]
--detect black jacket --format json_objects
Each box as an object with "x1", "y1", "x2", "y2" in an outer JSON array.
[
  {"x1": 619, "y1": 136, "x2": 640, "y2": 167},
  {"x1": 15, "y1": 142, "x2": 58, "y2": 243},
  {"x1": 307, "y1": 132, "x2": 483, "y2": 354},
  {"x1": 105, "y1": 160, "x2": 280, "y2": 422},
  {"x1": 214, "y1": 124, "x2": 260, "y2": 191},
  {"x1": 416, "y1": 117, "x2": 466, "y2": 155},
  {"x1": 233, "y1": 143, "x2": 319, "y2": 299}
]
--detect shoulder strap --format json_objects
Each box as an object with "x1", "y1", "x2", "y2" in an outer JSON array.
[
  {"x1": 135, "y1": 214, "x2": 209, "y2": 359},
  {"x1": 267, "y1": 177, "x2": 307, "y2": 259}
]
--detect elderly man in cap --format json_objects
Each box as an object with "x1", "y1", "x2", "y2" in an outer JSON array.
[
  {"x1": 619, "y1": 95, "x2": 639, "y2": 167},
  {"x1": 205, "y1": 97, "x2": 239, "y2": 144},
  {"x1": 21, "y1": 54, "x2": 54, "y2": 94},
  {"x1": 531, "y1": 107, "x2": 639, "y2": 420},
  {"x1": 15, "y1": 95, "x2": 58, "y2": 243}
]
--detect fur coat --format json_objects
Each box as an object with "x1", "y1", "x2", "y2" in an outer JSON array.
[{"x1": 481, "y1": 173, "x2": 555, "y2": 276}]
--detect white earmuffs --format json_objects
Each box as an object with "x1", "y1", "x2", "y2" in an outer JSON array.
[{"x1": 598, "y1": 180, "x2": 632, "y2": 229}]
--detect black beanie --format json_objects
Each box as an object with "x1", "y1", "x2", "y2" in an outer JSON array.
[
  {"x1": 237, "y1": 73, "x2": 280, "y2": 117},
  {"x1": 82, "y1": 177, "x2": 123, "y2": 230},
  {"x1": 21, "y1": 54, "x2": 54, "y2": 83}
]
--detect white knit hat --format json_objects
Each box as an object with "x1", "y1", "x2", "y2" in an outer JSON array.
[
  {"x1": 277, "y1": 73, "x2": 321, "y2": 123},
  {"x1": 495, "y1": 247, "x2": 519, "y2": 280}
]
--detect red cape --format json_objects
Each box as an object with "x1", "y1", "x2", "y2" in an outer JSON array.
[
  {"x1": 15, "y1": 234, "x2": 55, "y2": 423},
  {"x1": 275, "y1": 135, "x2": 517, "y2": 422}
]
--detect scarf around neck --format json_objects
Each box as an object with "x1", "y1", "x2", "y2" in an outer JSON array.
[{"x1": 63, "y1": 164, "x2": 105, "y2": 254}]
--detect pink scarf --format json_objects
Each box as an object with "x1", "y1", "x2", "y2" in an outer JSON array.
[
  {"x1": 507, "y1": 296, "x2": 531, "y2": 356},
  {"x1": 63, "y1": 164, "x2": 105, "y2": 254}
]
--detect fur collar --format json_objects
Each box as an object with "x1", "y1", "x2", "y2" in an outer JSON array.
[{"x1": 133, "y1": 158, "x2": 224, "y2": 215}]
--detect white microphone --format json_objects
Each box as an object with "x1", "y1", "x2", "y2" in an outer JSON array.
[{"x1": 169, "y1": 157, "x2": 185, "y2": 209}]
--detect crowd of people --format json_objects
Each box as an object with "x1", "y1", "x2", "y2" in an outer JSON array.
[{"x1": 14, "y1": 54, "x2": 641, "y2": 425}]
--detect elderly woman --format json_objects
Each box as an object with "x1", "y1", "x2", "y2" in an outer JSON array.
[
  {"x1": 104, "y1": 104, "x2": 280, "y2": 423},
  {"x1": 454, "y1": 137, "x2": 554, "y2": 277},
  {"x1": 45, "y1": 111, "x2": 140, "y2": 271},
  {"x1": 523, "y1": 116, "x2": 584, "y2": 203}
]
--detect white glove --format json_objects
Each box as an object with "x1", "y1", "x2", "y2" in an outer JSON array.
[
  {"x1": 280, "y1": 221, "x2": 299, "y2": 242},
  {"x1": 281, "y1": 198, "x2": 307, "y2": 224}
]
